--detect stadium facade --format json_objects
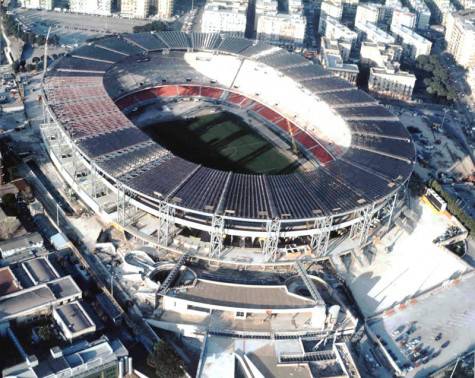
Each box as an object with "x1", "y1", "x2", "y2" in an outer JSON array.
[{"x1": 40, "y1": 31, "x2": 415, "y2": 263}]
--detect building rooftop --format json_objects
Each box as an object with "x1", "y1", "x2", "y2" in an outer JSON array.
[
  {"x1": 392, "y1": 24, "x2": 432, "y2": 44},
  {"x1": 168, "y1": 279, "x2": 317, "y2": 310},
  {"x1": 3, "y1": 336, "x2": 128, "y2": 378},
  {"x1": 0, "y1": 232, "x2": 43, "y2": 257},
  {"x1": 198, "y1": 335, "x2": 360, "y2": 378},
  {"x1": 454, "y1": 10, "x2": 475, "y2": 30},
  {"x1": 0, "y1": 276, "x2": 81, "y2": 322},
  {"x1": 0, "y1": 267, "x2": 21, "y2": 297},
  {"x1": 21, "y1": 256, "x2": 59, "y2": 285},
  {"x1": 54, "y1": 301, "x2": 95, "y2": 336},
  {"x1": 324, "y1": 54, "x2": 359, "y2": 73},
  {"x1": 357, "y1": 21, "x2": 396, "y2": 44}
]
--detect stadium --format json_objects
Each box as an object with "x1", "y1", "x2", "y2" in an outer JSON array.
[{"x1": 40, "y1": 31, "x2": 415, "y2": 264}]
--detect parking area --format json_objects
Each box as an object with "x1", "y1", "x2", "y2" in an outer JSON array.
[
  {"x1": 368, "y1": 271, "x2": 475, "y2": 377},
  {"x1": 14, "y1": 9, "x2": 148, "y2": 46}
]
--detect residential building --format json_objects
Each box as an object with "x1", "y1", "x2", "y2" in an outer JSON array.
[
  {"x1": 256, "y1": 14, "x2": 306, "y2": 44},
  {"x1": 320, "y1": 37, "x2": 359, "y2": 83},
  {"x1": 408, "y1": 0, "x2": 431, "y2": 30},
  {"x1": 369, "y1": 66, "x2": 417, "y2": 100},
  {"x1": 360, "y1": 41, "x2": 403, "y2": 66},
  {"x1": 53, "y1": 301, "x2": 96, "y2": 340},
  {"x1": 288, "y1": 0, "x2": 303, "y2": 14},
  {"x1": 201, "y1": 0, "x2": 248, "y2": 35},
  {"x1": 19, "y1": 0, "x2": 53, "y2": 10},
  {"x1": 320, "y1": 16, "x2": 358, "y2": 46},
  {"x1": 355, "y1": 3, "x2": 381, "y2": 28},
  {"x1": 255, "y1": 0, "x2": 277, "y2": 17},
  {"x1": 2, "y1": 336, "x2": 131, "y2": 378},
  {"x1": 0, "y1": 276, "x2": 82, "y2": 323},
  {"x1": 121, "y1": 0, "x2": 149, "y2": 18},
  {"x1": 426, "y1": 0, "x2": 450, "y2": 25},
  {"x1": 341, "y1": 0, "x2": 358, "y2": 24},
  {"x1": 386, "y1": 0, "x2": 402, "y2": 7},
  {"x1": 69, "y1": 0, "x2": 112, "y2": 15},
  {"x1": 157, "y1": 0, "x2": 174, "y2": 18},
  {"x1": 356, "y1": 21, "x2": 396, "y2": 44},
  {"x1": 459, "y1": 0, "x2": 475, "y2": 9},
  {"x1": 468, "y1": 68, "x2": 475, "y2": 101},
  {"x1": 318, "y1": 0, "x2": 343, "y2": 33},
  {"x1": 0, "y1": 267, "x2": 21, "y2": 297},
  {"x1": 445, "y1": 10, "x2": 475, "y2": 69},
  {"x1": 255, "y1": 0, "x2": 306, "y2": 44},
  {"x1": 392, "y1": 24, "x2": 432, "y2": 61},
  {"x1": 360, "y1": 41, "x2": 416, "y2": 100},
  {"x1": 0, "y1": 233, "x2": 43, "y2": 259},
  {"x1": 390, "y1": 8, "x2": 417, "y2": 30}
]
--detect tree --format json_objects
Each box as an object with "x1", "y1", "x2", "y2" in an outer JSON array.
[
  {"x1": 11, "y1": 61, "x2": 20, "y2": 73},
  {"x1": 415, "y1": 54, "x2": 459, "y2": 102},
  {"x1": 133, "y1": 21, "x2": 169, "y2": 33},
  {"x1": 37, "y1": 325, "x2": 53, "y2": 342},
  {"x1": 147, "y1": 341, "x2": 185, "y2": 378},
  {"x1": 428, "y1": 180, "x2": 475, "y2": 236},
  {"x1": 50, "y1": 34, "x2": 60, "y2": 45}
]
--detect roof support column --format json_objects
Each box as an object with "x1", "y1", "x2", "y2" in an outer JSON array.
[
  {"x1": 351, "y1": 204, "x2": 376, "y2": 246},
  {"x1": 158, "y1": 201, "x2": 175, "y2": 248},
  {"x1": 209, "y1": 214, "x2": 225, "y2": 259},
  {"x1": 263, "y1": 218, "x2": 281, "y2": 262},
  {"x1": 310, "y1": 216, "x2": 333, "y2": 258}
]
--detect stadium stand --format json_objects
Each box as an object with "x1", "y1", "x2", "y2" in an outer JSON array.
[
  {"x1": 124, "y1": 156, "x2": 197, "y2": 197},
  {"x1": 95, "y1": 36, "x2": 145, "y2": 55},
  {"x1": 239, "y1": 41, "x2": 274, "y2": 57},
  {"x1": 324, "y1": 159, "x2": 393, "y2": 201},
  {"x1": 347, "y1": 120, "x2": 411, "y2": 140},
  {"x1": 304, "y1": 77, "x2": 354, "y2": 94},
  {"x1": 123, "y1": 32, "x2": 169, "y2": 51},
  {"x1": 173, "y1": 168, "x2": 230, "y2": 213},
  {"x1": 257, "y1": 51, "x2": 309, "y2": 69},
  {"x1": 336, "y1": 105, "x2": 397, "y2": 120},
  {"x1": 42, "y1": 32, "x2": 414, "y2": 241},
  {"x1": 54, "y1": 56, "x2": 113, "y2": 73},
  {"x1": 155, "y1": 31, "x2": 191, "y2": 49},
  {"x1": 191, "y1": 33, "x2": 222, "y2": 50},
  {"x1": 317, "y1": 90, "x2": 376, "y2": 107},
  {"x1": 72, "y1": 45, "x2": 126, "y2": 63},
  {"x1": 218, "y1": 37, "x2": 254, "y2": 55},
  {"x1": 222, "y1": 174, "x2": 272, "y2": 219},
  {"x1": 281, "y1": 64, "x2": 330, "y2": 81}
]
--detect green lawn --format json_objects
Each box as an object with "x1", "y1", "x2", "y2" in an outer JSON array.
[{"x1": 142, "y1": 111, "x2": 301, "y2": 174}]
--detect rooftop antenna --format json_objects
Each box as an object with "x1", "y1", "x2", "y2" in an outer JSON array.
[{"x1": 42, "y1": 26, "x2": 52, "y2": 79}]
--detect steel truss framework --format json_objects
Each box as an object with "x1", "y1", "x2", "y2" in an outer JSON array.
[
  {"x1": 310, "y1": 216, "x2": 333, "y2": 258},
  {"x1": 158, "y1": 201, "x2": 175, "y2": 247},
  {"x1": 349, "y1": 204, "x2": 377, "y2": 246},
  {"x1": 263, "y1": 218, "x2": 281, "y2": 262},
  {"x1": 41, "y1": 105, "x2": 407, "y2": 263},
  {"x1": 210, "y1": 215, "x2": 225, "y2": 258}
]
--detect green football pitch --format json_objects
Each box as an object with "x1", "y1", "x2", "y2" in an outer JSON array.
[{"x1": 141, "y1": 111, "x2": 301, "y2": 174}]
